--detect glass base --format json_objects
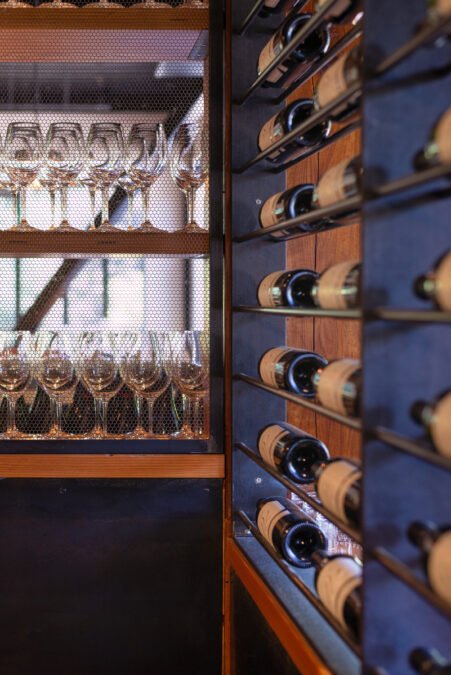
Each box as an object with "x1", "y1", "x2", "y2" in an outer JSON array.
[
  {"x1": 96, "y1": 222, "x2": 122, "y2": 232},
  {"x1": 134, "y1": 222, "x2": 164, "y2": 233},
  {"x1": 8, "y1": 220, "x2": 38, "y2": 232},
  {"x1": 39, "y1": 1, "x2": 77, "y2": 6},
  {"x1": 184, "y1": 222, "x2": 206, "y2": 234},
  {"x1": 131, "y1": 1, "x2": 171, "y2": 6},
  {"x1": 53, "y1": 221, "x2": 79, "y2": 232},
  {"x1": 126, "y1": 427, "x2": 146, "y2": 440},
  {"x1": 84, "y1": 1, "x2": 124, "y2": 6}
]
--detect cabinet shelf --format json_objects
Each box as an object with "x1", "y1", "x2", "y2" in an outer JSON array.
[{"x1": 0, "y1": 230, "x2": 209, "y2": 257}]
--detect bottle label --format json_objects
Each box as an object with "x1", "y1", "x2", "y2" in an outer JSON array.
[
  {"x1": 317, "y1": 460, "x2": 361, "y2": 522},
  {"x1": 258, "y1": 114, "x2": 284, "y2": 154},
  {"x1": 435, "y1": 251, "x2": 451, "y2": 311},
  {"x1": 316, "y1": 359, "x2": 359, "y2": 415},
  {"x1": 316, "y1": 557, "x2": 362, "y2": 628},
  {"x1": 428, "y1": 530, "x2": 451, "y2": 604},
  {"x1": 431, "y1": 392, "x2": 451, "y2": 458},
  {"x1": 257, "y1": 271, "x2": 285, "y2": 307},
  {"x1": 260, "y1": 191, "x2": 283, "y2": 229},
  {"x1": 264, "y1": 0, "x2": 281, "y2": 7},
  {"x1": 316, "y1": 54, "x2": 348, "y2": 110},
  {"x1": 258, "y1": 34, "x2": 286, "y2": 83},
  {"x1": 316, "y1": 0, "x2": 353, "y2": 18},
  {"x1": 257, "y1": 500, "x2": 290, "y2": 546},
  {"x1": 436, "y1": 109, "x2": 451, "y2": 162},
  {"x1": 259, "y1": 347, "x2": 289, "y2": 387},
  {"x1": 316, "y1": 158, "x2": 352, "y2": 208},
  {"x1": 316, "y1": 260, "x2": 359, "y2": 310},
  {"x1": 258, "y1": 424, "x2": 288, "y2": 467},
  {"x1": 433, "y1": 0, "x2": 451, "y2": 20}
]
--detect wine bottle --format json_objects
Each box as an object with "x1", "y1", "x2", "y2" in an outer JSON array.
[
  {"x1": 314, "y1": 46, "x2": 361, "y2": 122},
  {"x1": 410, "y1": 647, "x2": 451, "y2": 674},
  {"x1": 314, "y1": 0, "x2": 363, "y2": 25},
  {"x1": 259, "y1": 347, "x2": 328, "y2": 397},
  {"x1": 312, "y1": 260, "x2": 361, "y2": 310},
  {"x1": 257, "y1": 422, "x2": 330, "y2": 483},
  {"x1": 411, "y1": 391, "x2": 451, "y2": 458},
  {"x1": 258, "y1": 0, "x2": 309, "y2": 19},
  {"x1": 256, "y1": 497, "x2": 327, "y2": 567},
  {"x1": 312, "y1": 458, "x2": 361, "y2": 527},
  {"x1": 311, "y1": 549, "x2": 362, "y2": 640},
  {"x1": 258, "y1": 98, "x2": 331, "y2": 164},
  {"x1": 257, "y1": 268, "x2": 318, "y2": 308},
  {"x1": 428, "y1": 0, "x2": 451, "y2": 24},
  {"x1": 414, "y1": 107, "x2": 451, "y2": 169},
  {"x1": 312, "y1": 155, "x2": 362, "y2": 209},
  {"x1": 408, "y1": 521, "x2": 451, "y2": 605},
  {"x1": 414, "y1": 250, "x2": 451, "y2": 311},
  {"x1": 259, "y1": 184, "x2": 329, "y2": 239},
  {"x1": 312, "y1": 359, "x2": 361, "y2": 416},
  {"x1": 257, "y1": 13, "x2": 330, "y2": 88}
]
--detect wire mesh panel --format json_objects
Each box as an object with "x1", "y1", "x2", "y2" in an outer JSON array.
[{"x1": 0, "y1": 6, "x2": 220, "y2": 448}]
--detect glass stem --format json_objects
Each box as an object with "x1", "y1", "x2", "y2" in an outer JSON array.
[
  {"x1": 20, "y1": 187, "x2": 27, "y2": 223},
  {"x1": 185, "y1": 188, "x2": 195, "y2": 225},
  {"x1": 12, "y1": 190, "x2": 18, "y2": 227},
  {"x1": 101, "y1": 400, "x2": 109, "y2": 437},
  {"x1": 135, "y1": 394, "x2": 143, "y2": 432},
  {"x1": 141, "y1": 186, "x2": 150, "y2": 224},
  {"x1": 89, "y1": 188, "x2": 96, "y2": 229},
  {"x1": 94, "y1": 397, "x2": 102, "y2": 435},
  {"x1": 6, "y1": 397, "x2": 17, "y2": 435},
  {"x1": 127, "y1": 190, "x2": 135, "y2": 230},
  {"x1": 147, "y1": 398, "x2": 154, "y2": 435},
  {"x1": 101, "y1": 185, "x2": 110, "y2": 225},
  {"x1": 49, "y1": 189, "x2": 56, "y2": 229},
  {"x1": 55, "y1": 399, "x2": 63, "y2": 436},
  {"x1": 60, "y1": 185, "x2": 68, "y2": 223},
  {"x1": 193, "y1": 398, "x2": 200, "y2": 437}
]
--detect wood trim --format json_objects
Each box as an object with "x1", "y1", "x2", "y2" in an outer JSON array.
[
  {"x1": 0, "y1": 231, "x2": 209, "y2": 258},
  {"x1": 0, "y1": 7, "x2": 209, "y2": 31},
  {"x1": 226, "y1": 538, "x2": 332, "y2": 675},
  {"x1": 0, "y1": 453, "x2": 225, "y2": 478}
]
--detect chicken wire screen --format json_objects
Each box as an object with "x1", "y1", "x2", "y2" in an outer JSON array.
[{"x1": 0, "y1": 17, "x2": 213, "y2": 442}]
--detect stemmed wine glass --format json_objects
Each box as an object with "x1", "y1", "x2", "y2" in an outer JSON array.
[
  {"x1": 128, "y1": 123, "x2": 167, "y2": 233},
  {"x1": 117, "y1": 170, "x2": 141, "y2": 232},
  {"x1": 78, "y1": 171, "x2": 98, "y2": 230},
  {"x1": 173, "y1": 330, "x2": 209, "y2": 438},
  {"x1": 86, "y1": 124, "x2": 125, "y2": 232},
  {"x1": 80, "y1": 332, "x2": 123, "y2": 438},
  {"x1": 38, "y1": 166, "x2": 59, "y2": 230},
  {"x1": 4, "y1": 123, "x2": 43, "y2": 232},
  {"x1": 0, "y1": 331, "x2": 32, "y2": 439},
  {"x1": 124, "y1": 332, "x2": 170, "y2": 437},
  {"x1": 34, "y1": 331, "x2": 79, "y2": 439},
  {"x1": 45, "y1": 123, "x2": 85, "y2": 231},
  {"x1": 170, "y1": 122, "x2": 208, "y2": 233}
]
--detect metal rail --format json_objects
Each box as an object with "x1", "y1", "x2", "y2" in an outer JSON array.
[
  {"x1": 234, "y1": 305, "x2": 361, "y2": 318},
  {"x1": 237, "y1": 0, "x2": 310, "y2": 36},
  {"x1": 371, "y1": 426, "x2": 451, "y2": 473}
]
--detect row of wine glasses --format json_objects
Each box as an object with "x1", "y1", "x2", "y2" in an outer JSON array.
[
  {"x1": 0, "y1": 330, "x2": 209, "y2": 440},
  {"x1": 2, "y1": 1, "x2": 206, "y2": 9},
  {"x1": 0, "y1": 120, "x2": 208, "y2": 233}
]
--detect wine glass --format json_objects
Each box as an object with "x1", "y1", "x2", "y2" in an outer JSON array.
[
  {"x1": 37, "y1": 166, "x2": 59, "y2": 231},
  {"x1": 124, "y1": 332, "x2": 170, "y2": 437},
  {"x1": 45, "y1": 123, "x2": 85, "y2": 232},
  {"x1": 80, "y1": 332, "x2": 123, "y2": 438},
  {"x1": 170, "y1": 122, "x2": 208, "y2": 233},
  {"x1": 78, "y1": 171, "x2": 98, "y2": 230},
  {"x1": 117, "y1": 172, "x2": 141, "y2": 232},
  {"x1": 34, "y1": 331, "x2": 79, "y2": 439},
  {"x1": 4, "y1": 123, "x2": 43, "y2": 232},
  {"x1": 173, "y1": 330, "x2": 209, "y2": 437},
  {"x1": 0, "y1": 331, "x2": 32, "y2": 439},
  {"x1": 128, "y1": 123, "x2": 167, "y2": 233},
  {"x1": 86, "y1": 124, "x2": 125, "y2": 232}
]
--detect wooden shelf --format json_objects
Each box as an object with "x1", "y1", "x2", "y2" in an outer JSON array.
[
  {"x1": 0, "y1": 230, "x2": 209, "y2": 257},
  {"x1": 0, "y1": 453, "x2": 225, "y2": 478}
]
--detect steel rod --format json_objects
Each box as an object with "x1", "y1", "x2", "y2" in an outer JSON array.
[
  {"x1": 371, "y1": 546, "x2": 451, "y2": 620},
  {"x1": 272, "y1": 119, "x2": 361, "y2": 174},
  {"x1": 273, "y1": 21, "x2": 362, "y2": 105},
  {"x1": 233, "y1": 194, "x2": 361, "y2": 243},
  {"x1": 374, "y1": 161, "x2": 451, "y2": 198},
  {"x1": 234, "y1": 306, "x2": 362, "y2": 319},
  {"x1": 237, "y1": 0, "x2": 310, "y2": 36},
  {"x1": 371, "y1": 308, "x2": 451, "y2": 323},
  {"x1": 372, "y1": 15, "x2": 451, "y2": 76},
  {"x1": 235, "y1": 0, "x2": 340, "y2": 105},
  {"x1": 370, "y1": 426, "x2": 451, "y2": 473},
  {"x1": 236, "y1": 510, "x2": 362, "y2": 656},
  {"x1": 234, "y1": 373, "x2": 362, "y2": 430},
  {"x1": 235, "y1": 442, "x2": 362, "y2": 542},
  {"x1": 235, "y1": 80, "x2": 361, "y2": 172}
]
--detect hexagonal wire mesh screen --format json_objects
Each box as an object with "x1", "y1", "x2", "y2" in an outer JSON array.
[{"x1": 0, "y1": 11, "x2": 211, "y2": 441}]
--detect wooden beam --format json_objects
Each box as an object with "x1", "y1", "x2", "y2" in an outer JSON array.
[
  {"x1": 0, "y1": 453, "x2": 225, "y2": 478},
  {"x1": 226, "y1": 538, "x2": 332, "y2": 675}
]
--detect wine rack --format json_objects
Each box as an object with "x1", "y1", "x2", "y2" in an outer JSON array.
[{"x1": 227, "y1": 1, "x2": 451, "y2": 673}]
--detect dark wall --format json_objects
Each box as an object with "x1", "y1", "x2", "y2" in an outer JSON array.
[{"x1": 0, "y1": 478, "x2": 222, "y2": 675}]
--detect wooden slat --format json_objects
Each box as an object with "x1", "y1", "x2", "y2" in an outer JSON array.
[
  {"x1": 226, "y1": 538, "x2": 332, "y2": 675},
  {"x1": 0, "y1": 7, "x2": 208, "y2": 31},
  {"x1": 0, "y1": 453, "x2": 225, "y2": 478},
  {"x1": 0, "y1": 230, "x2": 209, "y2": 257}
]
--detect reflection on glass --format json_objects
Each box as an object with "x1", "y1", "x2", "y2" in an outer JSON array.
[{"x1": 0, "y1": 331, "x2": 32, "y2": 439}]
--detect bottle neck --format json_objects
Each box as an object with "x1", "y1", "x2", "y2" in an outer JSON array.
[
  {"x1": 414, "y1": 273, "x2": 437, "y2": 301},
  {"x1": 408, "y1": 521, "x2": 440, "y2": 553},
  {"x1": 410, "y1": 647, "x2": 451, "y2": 675}
]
